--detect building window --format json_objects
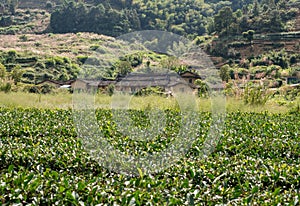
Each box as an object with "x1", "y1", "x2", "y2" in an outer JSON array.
[
  {"x1": 189, "y1": 79, "x2": 193, "y2": 83},
  {"x1": 180, "y1": 87, "x2": 184, "y2": 92}
]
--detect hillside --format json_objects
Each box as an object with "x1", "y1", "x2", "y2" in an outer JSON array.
[
  {"x1": 0, "y1": 0, "x2": 299, "y2": 92},
  {"x1": 0, "y1": 6, "x2": 51, "y2": 34},
  {"x1": 207, "y1": 32, "x2": 300, "y2": 66},
  {"x1": 295, "y1": 10, "x2": 300, "y2": 31},
  {"x1": 17, "y1": 0, "x2": 61, "y2": 9},
  {"x1": 0, "y1": 32, "x2": 120, "y2": 84},
  {"x1": 0, "y1": 32, "x2": 176, "y2": 88}
]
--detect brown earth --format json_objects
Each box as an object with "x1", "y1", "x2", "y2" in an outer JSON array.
[
  {"x1": 210, "y1": 36, "x2": 300, "y2": 67},
  {"x1": 0, "y1": 33, "x2": 114, "y2": 60},
  {"x1": 295, "y1": 11, "x2": 300, "y2": 31}
]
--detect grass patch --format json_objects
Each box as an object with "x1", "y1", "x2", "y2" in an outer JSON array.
[
  {"x1": 0, "y1": 92, "x2": 297, "y2": 113},
  {"x1": 0, "y1": 91, "x2": 72, "y2": 109}
]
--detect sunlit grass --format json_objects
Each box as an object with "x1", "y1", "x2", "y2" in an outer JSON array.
[
  {"x1": 0, "y1": 91, "x2": 73, "y2": 109},
  {"x1": 0, "y1": 91, "x2": 298, "y2": 113},
  {"x1": 225, "y1": 97, "x2": 291, "y2": 113}
]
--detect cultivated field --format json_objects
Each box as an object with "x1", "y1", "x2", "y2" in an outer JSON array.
[{"x1": 0, "y1": 107, "x2": 299, "y2": 205}]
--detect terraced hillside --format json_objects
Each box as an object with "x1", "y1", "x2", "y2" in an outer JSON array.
[
  {"x1": 0, "y1": 9, "x2": 50, "y2": 35},
  {"x1": 0, "y1": 33, "x2": 113, "y2": 59},
  {"x1": 18, "y1": 0, "x2": 61, "y2": 9},
  {"x1": 0, "y1": 33, "x2": 118, "y2": 83}
]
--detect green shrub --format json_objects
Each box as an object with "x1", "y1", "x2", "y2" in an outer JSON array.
[
  {"x1": 90, "y1": 44, "x2": 100, "y2": 51},
  {"x1": 0, "y1": 82, "x2": 12, "y2": 93},
  {"x1": 290, "y1": 55, "x2": 297, "y2": 64},
  {"x1": 45, "y1": 58, "x2": 56, "y2": 68},
  {"x1": 10, "y1": 64, "x2": 24, "y2": 85},
  {"x1": 34, "y1": 42, "x2": 42, "y2": 47},
  {"x1": 134, "y1": 86, "x2": 164, "y2": 96},
  {"x1": 219, "y1": 65, "x2": 231, "y2": 82},
  {"x1": 6, "y1": 27, "x2": 17, "y2": 35},
  {"x1": 107, "y1": 84, "x2": 115, "y2": 96},
  {"x1": 288, "y1": 104, "x2": 300, "y2": 114},
  {"x1": 35, "y1": 62, "x2": 46, "y2": 69},
  {"x1": 41, "y1": 84, "x2": 55, "y2": 94},
  {"x1": 63, "y1": 57, "x2": 71, "y2": 64},
  {"x1": 195, "y1": 79, "x2": 209, "y2": 97},
  {"x1": 0, "y1": 63, "x2": 6, "y2": 78},
  {"x1": 77, "y1": 56, "x2": 88, "y2": 64},
  {"x1": 7, "y1": 50, "x2": 17, "y2": 57},
  {"x1": 53, "y1": 56, "x2": 64, "y2": 65},
  {"x1": 243, "y1": 84, "x2": 270, "y2": 105},
  {"x1": 23, "y1": 85, "x2": 40, "y2": 93},
  {"x1": 22, "y1": 70, "x2": 35, "y2": 81},
  {"x1": 0, "y1": 16, "x2": 13, "y2": 27}
]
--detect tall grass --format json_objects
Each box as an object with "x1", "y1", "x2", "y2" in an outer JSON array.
[
  {"x1": 0, "y1": 92, "x2": 72, "y2": 109},
  {"x1": 0, "y1": 91, "x2": 297, "y2": 113}
]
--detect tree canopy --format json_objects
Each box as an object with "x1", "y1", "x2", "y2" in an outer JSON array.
[{"x1": 49, "y1": 0, "x2": 299, "y2": 37}]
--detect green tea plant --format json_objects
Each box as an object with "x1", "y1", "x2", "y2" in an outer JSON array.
[{"x1": 0, "y1": 108, "x2": 299, "y2": 205}]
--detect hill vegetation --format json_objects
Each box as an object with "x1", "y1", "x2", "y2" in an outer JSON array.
[
  {"x1": 48, "y1": 0, "x2": 300, "y2": 38},
  {"x1": 0, "y1": 0, "x2": 299, "y2": 102},
  {"x1": 3, "y1": 0, "x2": 298, "y2": 37}
]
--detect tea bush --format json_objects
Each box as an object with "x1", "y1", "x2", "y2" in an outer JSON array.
[{"x1": 0, "y1": 108, "x2": 299, "y2": 205}]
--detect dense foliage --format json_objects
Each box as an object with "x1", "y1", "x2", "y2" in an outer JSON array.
[
  {"x1": 48, "y1": 0, "x2": 300, "y2": 37},
  {"x1": 0, "y1": 107, "x2": 299, "y2": 204},
  {"x1": 50, "y1": 1, "x2": 140, "y2": 37}
]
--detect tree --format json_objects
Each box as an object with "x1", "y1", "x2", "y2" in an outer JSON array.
[
  {"x1": 107, "y1": 84, "x2": 115, "y2": 96},
  {"x1": 45, "y1": 1, "x2": 53, "y2": 10},
  {"x1": 267, "y1": 0, "x2": 276, "y2": 9},
  {"x1": 0, "y1": 16, "x2": 13, "y2": 27},
  {"x1": 290, "y1": 55, "x2": 297, "y2": 64},
  {"x1": 239, "y1": 15, "x2": 249, "y2": 31},
  {"x1": 244, "y1": 83, "x2": 270, "y2": 105},
  {"x1": 252, "y1": 0, "x2": 260, "y2": 16},
  {"x1": 269, "y1": 10, "x2": 283, "y2": 32},
  {"x1": 160, "y1": 56, "x2": 181, "y2": 71},
  {"x1": 277, "y1": 0, "x2": 287, "y2": 10},
  {"x1": 10, "y1": 64, "x2": 23, "y2": 85},
  {"x1": 0, "y1": 3, "x2": 5, "y2": 13},
  {"x1": 206, "y1": 17, "x2": 215, "y2": 34},
  {"x1": 58, "y1": 72, "x2": 69, "y2": 82},
  {"x1": 243, "y1": 30, "x2": 255, "y2": 44},
  {"x1": 219, "y1": 64, "x2": 231, "y2": 82},
  {"x1": 116, "y1": 60, "x2": 132, "y2": 76},
  {"x1": 194, "y1": 79, "x2": 208, "y2": 97},
  {"x1": 6, "y1": 50, "x2": 17, "y2": 64},
  {"x1": 0, "y1": 63, "x2": 6, "y2": 79},
  {"x1": 8, "y1": 0, "x2": 18, "y2": 15},
  {"x1": 214, "y1": 6, "x2": 237, "y2": 36}
]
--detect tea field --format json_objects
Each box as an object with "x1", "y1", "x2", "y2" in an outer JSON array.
[{"x1": 0, "y1": 108, "x2": 299, "y2": 205}]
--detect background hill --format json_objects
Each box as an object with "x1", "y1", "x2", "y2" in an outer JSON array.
[
  {"x1": 2, "y1": 0, "x2": 299, "y2": 36},
  {"x1": 0, "y1": 0, "x2": 299, "y2": 90}
]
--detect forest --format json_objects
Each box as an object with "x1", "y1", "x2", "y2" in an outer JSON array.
[{"x1": 48, "y1": 0, "x2": 300, "y2": 38}]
